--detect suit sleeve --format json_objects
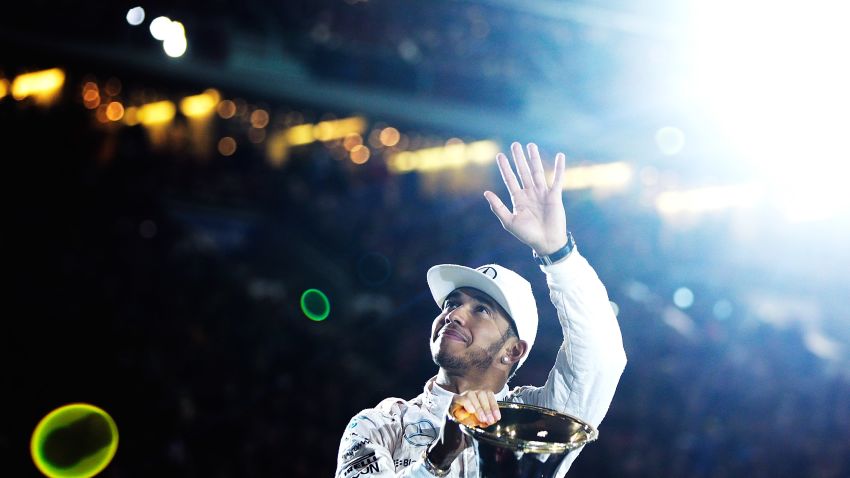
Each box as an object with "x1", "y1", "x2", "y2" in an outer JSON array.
[{"x1": 510, "y1": 249, "x2": 627, "y2": 471}]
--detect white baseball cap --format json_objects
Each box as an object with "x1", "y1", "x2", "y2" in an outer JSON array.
[{"x1": 426, "y1": 263, "x2": 538, "y2": 371}]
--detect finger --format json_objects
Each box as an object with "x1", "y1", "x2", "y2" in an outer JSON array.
[
  {"x1": 460, "y1": 414, "x2": 479, "y2": 428},
  {"x1": 473, "y1": 392, "x2": 491, "y2": 424},
  {"x1": 511, "y1": 142, "x2": 535, "y2": 189},
  {"x1": 465, "y1": 393, "x2": 487, "y2": 424},
  {"x1": 457, "y1": 397, "x2": 476, "y2": 416},
  {"x1": 527, "y1": 143, "x2": 547, "y2": 190},
  {"x1": 496, "y1": 152, "x2": 522, "y2": 198},
  {"x1": 475, "y1": 391, "x2": 496, "y2": 425},
  {"x1": 549, "y1": 152, "x2": 566, "y2": 197},
  {"x1": 451, "y1": 402, "x2": 469, "y2": 419},
  {"x1": 452, "y1": 399, "x2": 481, "y2": 426},
  {"x1": 484, "y1": 191, "x2": 512, "y2": 228},
  {"x1": 451, "y1": 403, "x2": 479, "y2": 427},
  {"x1": 487, "y1": 393, "x2": 501, "y2": 422}
]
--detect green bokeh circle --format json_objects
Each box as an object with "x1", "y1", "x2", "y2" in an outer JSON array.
[
  {"x1": 30, "y1": 403, "x2": 119, "y2": 478},
  {"x1": 301, "y1": 288, "x2": 330, "y2": 321}
]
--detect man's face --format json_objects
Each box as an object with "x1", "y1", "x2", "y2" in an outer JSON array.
[{"x1": 430, "y1": 287, "x2": 514, "y2": 374}]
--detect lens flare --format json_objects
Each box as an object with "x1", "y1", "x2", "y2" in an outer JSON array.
[
  {"x1": 31, "y1": 403, "x2": 118, "y2": 478},
  {"x1": 301, "y1": 289, "x2": 330, "y2": 321}
]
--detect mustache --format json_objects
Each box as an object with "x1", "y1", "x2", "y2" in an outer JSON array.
[{"x1": 438, "y1": 323, "x2": 470, "y2": 343}]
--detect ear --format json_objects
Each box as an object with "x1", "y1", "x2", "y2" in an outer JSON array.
[{"x1": 504, "y1": 339, "x2": 528, "y2": 365}]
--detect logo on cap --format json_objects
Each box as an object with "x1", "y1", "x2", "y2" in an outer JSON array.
[{"x1": 477, "y1": 266, "x2": 498, "y2": 279}]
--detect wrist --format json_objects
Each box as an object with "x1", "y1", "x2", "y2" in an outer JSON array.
[
  {"x1": 422, "y1": 449, "x2": 452, "y2": 476},
  {"x1": 532, "y1": 232, "x2": 575, "y2": 266},
  {"x1": 531, "y1": 233, "x2": 569, "y2": 256},
  {"x1": 425, "y1": 426, "x2": 465, "y2": 472}
]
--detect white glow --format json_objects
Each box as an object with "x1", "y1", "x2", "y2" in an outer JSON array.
[
  {"x1": 624, "y1": 281, "x2": 652, "y2": 303},
  {"x1": 687, "y1": 0, "x2": 850, "y2": 222},
  {"x1": 163, "y1": 35, "x2": 188, "y2": 57},
  {"x1": 126, "y1": 7, "x2": 145, "y2": 26},
  {"x1": 663, "y1": 306, "x2": 695, "y2": 339},
  {"x1": 655, "y1": 126, "x2": 685, "y2": 156},
  {"x1": 561, "y1": 162, "x2": 633, "y2": 191},
  {"x1": 149, "y1": 16, "x2": 172, "y2": 40},
  {"x1": 656, "y1": 183, "x2": 764, "y2": 216},
  {"x1": 168, "y1": 20, "x2": 186, "y2": 40},
  {"x1": 712, "y1": 300, "x2": 733, "y2": 320},
  {"x1": 673, "y1": 287, "x2": 694, "y2": 309},
  {"x1": 803, "y1": 329, "x2": 843, "y2": 361}
]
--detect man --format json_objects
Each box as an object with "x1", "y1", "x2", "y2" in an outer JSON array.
[{"x1": 336, "y1": 142, "x2": 627, "y2": 477}]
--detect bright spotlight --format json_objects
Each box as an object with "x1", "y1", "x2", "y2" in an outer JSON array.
[{"x1": 686, "y1": 0, "x2": 850, "y2": 222}]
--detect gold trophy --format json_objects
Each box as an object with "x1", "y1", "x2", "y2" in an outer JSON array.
[{"x1": 452, "y1": 402, "x2": 597, "y2": 478}]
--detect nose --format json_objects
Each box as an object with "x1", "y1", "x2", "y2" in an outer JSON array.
[{"x1": 444, "y1": 306, "x2": 466, "y2": 325}]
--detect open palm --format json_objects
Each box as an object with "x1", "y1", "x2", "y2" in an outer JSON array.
[{"x1": 484, "y1": 142, "x2": 568, "y2": 256}]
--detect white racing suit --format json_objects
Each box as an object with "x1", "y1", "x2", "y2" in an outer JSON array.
[{"x1": 336, "y1": 250, "x2": 627, "y2": 477}]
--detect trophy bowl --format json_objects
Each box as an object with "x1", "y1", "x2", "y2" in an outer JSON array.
[{"x1": 454, "y1": 402, "x2": 598, "y2": 478}]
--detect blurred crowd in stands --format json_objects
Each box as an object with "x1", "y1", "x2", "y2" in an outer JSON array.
[{"x1": 2, "y1": 95, "x2": 849, "y2": 478}]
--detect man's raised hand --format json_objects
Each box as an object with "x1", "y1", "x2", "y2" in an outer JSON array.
[{"x1": 484, "y1": 142, "x2": 568, "y2": 256}]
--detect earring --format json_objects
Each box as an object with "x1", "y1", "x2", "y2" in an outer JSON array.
[{"x1": 501, "y1": 356, "x2": 510, "y2": 364}]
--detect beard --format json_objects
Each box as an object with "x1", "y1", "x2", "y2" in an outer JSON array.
[{"x1": 433, "y1": 332, "x2": 509, "y2": 374}]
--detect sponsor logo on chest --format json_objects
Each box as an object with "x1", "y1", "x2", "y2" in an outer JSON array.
[{"x1": 403, "y1": 419, "x2": 438, "y2": 446}]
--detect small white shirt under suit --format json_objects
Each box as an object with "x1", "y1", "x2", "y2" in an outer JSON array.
[{"x1": 336, "y1": 250, "x2": 627, "y2": 477}]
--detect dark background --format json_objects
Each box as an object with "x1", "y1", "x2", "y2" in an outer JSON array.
[{"x1": 2, "y1": 1, "x2": 850, "y2": 477}]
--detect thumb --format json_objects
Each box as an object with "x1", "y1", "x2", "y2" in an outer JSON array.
[{"x1": 484, "y1": 191, "x2": 512, "y2": 228}]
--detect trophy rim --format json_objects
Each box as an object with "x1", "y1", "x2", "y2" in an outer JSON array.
[{"x1": 453, "y1": 401, "x2": 599, "y2": 454}]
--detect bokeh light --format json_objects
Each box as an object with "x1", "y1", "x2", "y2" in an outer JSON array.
[
  {"x1": 149, "y1": 16, "x2": 172, "y2": 40},
  {"x1": 301, "y1": 289, "x2": 330, "y2": 321},
  {"x1": 11, "y1": 68, "x2": 65, "y2": 104},
  {"x1": 343, "y1": 132, "x2": 363, "y2": 151},
  {"x1": 655, "y1": 126, "x2": 685, "y2": 156},
  {"x1": 137, "y1": 100, "x2": 175, "y2": 126},
  {"x1": 673, "y1": 287, "x2": 695, "y2": 309},
  {"x1": 367, "y1": 128, "x2": 382, "y2": 148},
  {"x1": 30, "y1": 403, "x2": 118, "y2": 478},
  {"x1": 125, "y1": 7, "x2": 145, "y2": 26},
  {"x1": 218, "y1": 137, "x2": 237, "y2": 156},
  {"x1": 248, "y1": 127, "x2": 266, "y2": 144},
  {"x1": 95, "y1": 104, "x2": 110, "y2": 123},
  {"x1": 104, "y1": 79, "x2": 121, "y2": 97},
  {"x1": 105, "y1": 101, "x2": 124, "y2": 121},
  {"x1": 150, "y1": 17, "x2": 188, "y2": 58},
  {"x1": 122, "y1": 106, "x2": 139, "y2": 126},
  {"x1": 379, "y1": 127, "x2": 400, "y2": 147},
  {"x1": 713, "y1": 299, "x2": 733, "y2": 320},
  {"x1": 217, "y1": 100, "x2": 236, "y2": 119},
  {"x1": 180, "y1": 89, "x2": 220, "y2": 119},
  {"x1": 82, "y1": 89, "x2": 100, "y2": 109},
  {"x1": 163, "y1": 35, "x2": 188, "y2": 58},
  {"x1": 350, "y1": 144, "x2": 370, "y2": 164},
  {"x1": 250, "y1": 109, "x2": 270, "y2": 129}
]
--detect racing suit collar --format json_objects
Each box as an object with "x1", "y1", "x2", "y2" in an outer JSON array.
[{"x1": 424, "y1": 376, "x2": 510, "y2": 418}]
